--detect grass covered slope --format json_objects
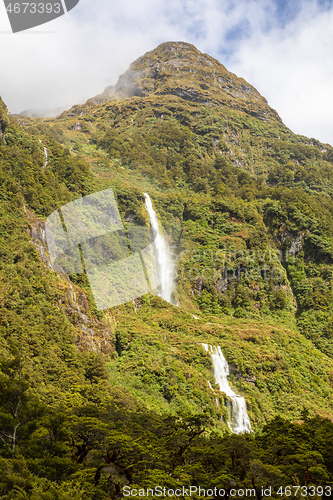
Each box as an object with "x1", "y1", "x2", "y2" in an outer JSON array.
[
  {"x1": 1, "y1": 41, "x2": 333, "y2": 496},
  {"x1": 108, "y1": 297, "x2": 333, "y2": 425},
  {"x1": 34, "y1": 42, "x2": 333, "y2": 358}
]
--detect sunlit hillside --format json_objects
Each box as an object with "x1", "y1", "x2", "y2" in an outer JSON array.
[{"x1": 1, "y1": 42, "x2": 333, "y2": 497}]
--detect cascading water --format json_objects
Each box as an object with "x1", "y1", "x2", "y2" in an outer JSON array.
[
  {"x1": 144, "y1": 193, "x2": 176, "y2": 304},
  {"x1": 202, "y1": 344, "x2": 252, "y2": 434},
  {"x1": 39, "y1": 140, "x2": 48, "y2": 171},
  {"x1": 43, "y1": 146, "x2": 48, "y2": 170}
]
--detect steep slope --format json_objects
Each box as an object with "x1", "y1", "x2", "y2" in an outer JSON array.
[
  {"x1": 50, "y1": 42, "x2": 333, "y2": 194},
  {"x1": 32, "y1": 42, "x2": 333, "y2": 361},
  {"x1": 2, "y1": 42, "x2": 333, "y2": 495},
  {"x1": 23, "y1": 40, "x2": 333, "y2": 375},
  {"x1": 91, "y1": 41, "x2": 280, "y2": 123}
]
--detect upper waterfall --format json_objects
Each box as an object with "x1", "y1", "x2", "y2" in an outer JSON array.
[
  {"x1": 144, "y1": 193, "x2": 176, "y2": 304},
  {"x1": 202, "y1": 344, "x2": 252, "y2": 434}
]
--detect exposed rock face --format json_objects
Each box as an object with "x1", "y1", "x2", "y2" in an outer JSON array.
[
  {"x1": 244, "y1": 375, "x2": 257, "y2": 385},
  {"x1": 27, "y1": 209, "x2": 115, "y2": 356},
  {"x1": 89, "y1": 41, "x2": 281, "y2": 122},
  {"x1": 278, "y1": 228, "x2": 306, "y2": 258},
  {"x1": 289, "y1": 232, "x2": 305, "y2": 255}
]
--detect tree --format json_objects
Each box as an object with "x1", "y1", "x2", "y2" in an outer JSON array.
[{"x1": 0, "y1": 350, "x2": 43, "y2": 457}]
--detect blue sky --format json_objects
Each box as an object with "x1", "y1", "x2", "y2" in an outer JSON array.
[{"x1": 1, "y1": 0, "x2": 333, "y2": 145}]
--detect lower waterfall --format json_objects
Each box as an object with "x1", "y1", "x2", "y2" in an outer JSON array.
[
  {"x1": 144, "y1": 193, "x2": 176, "y2": 304},
  {"x1": 202, "y1": 344, "x2": 252, "y2": 434}
]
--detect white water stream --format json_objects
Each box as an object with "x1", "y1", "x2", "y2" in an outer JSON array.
[
  {"x1": 202, "y1": 344, "x2": 252, "y2": 434},
  {"x1": 144, "y1": 193, "x2": 176, "y2": 304},
  {"x1": 39, "y1": 140, "x2": 48, "y2": 171},
  {"x1": 43, "y1": 146, "x2": 48, "y2": 170}
]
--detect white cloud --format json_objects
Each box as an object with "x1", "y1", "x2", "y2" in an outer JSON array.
[
  {"x1": 228, "y1": 1, "x2": 333, "y2": 145},
  {"x1": 0, "y1": 0, "x2": 333, "y2": 145}
]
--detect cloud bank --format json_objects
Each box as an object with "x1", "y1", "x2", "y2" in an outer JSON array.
[{"x1": 0, "y1": 0, "x2": 332, "y2": 145}]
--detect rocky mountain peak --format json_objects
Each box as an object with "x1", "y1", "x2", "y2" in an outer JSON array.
[{"x1": 91, "y1": 41, "x2": 280, "y2": 122}]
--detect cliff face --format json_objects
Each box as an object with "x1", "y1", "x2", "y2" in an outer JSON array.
[
  {"x1": 2, "y1": 44, "x2": 333, "y2": 428},
  {"x1": 92, "y1": 41, "x2": 281, "y2": 122},
  {"x1": 2, "y1": 40, "x2": 333, "y2": 495}
]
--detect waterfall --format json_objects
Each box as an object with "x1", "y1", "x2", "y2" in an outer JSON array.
[
  {"x1": 39, "y1": 140, "x2": 48, "y2": 171},
  {"x1": 202, "y1": 344, "x2": 252, "y2": 434},
  {"x1": 144, "y1": 193, "x2": 176, "y2": 304},
  {"x1": 43, "y1": 146, "x2": 48, "y2": 170}
]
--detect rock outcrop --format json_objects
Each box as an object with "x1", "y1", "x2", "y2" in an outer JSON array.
[{"x1": 87, "y1": 41, "x2": 281, "y2": 122}]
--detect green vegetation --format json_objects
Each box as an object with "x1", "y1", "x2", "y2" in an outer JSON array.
[{"x1": 2, "y1": 41, "x2": 333, "y2": 496}]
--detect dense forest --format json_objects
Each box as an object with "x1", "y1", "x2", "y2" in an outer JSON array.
[{"x1": 1, "y1": 42, "x2": 333, "y2": 498}]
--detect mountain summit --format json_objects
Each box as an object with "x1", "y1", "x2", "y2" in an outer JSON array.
[
  {"x1": 60, "y1": 40, "x2": 332, "y2": 185},
  {"x1": 92, "y1": 41, "x2": 281, "y2": 122},
  {"x1": 2, "y1": 39, "x2": 333, "y2": 495}
]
